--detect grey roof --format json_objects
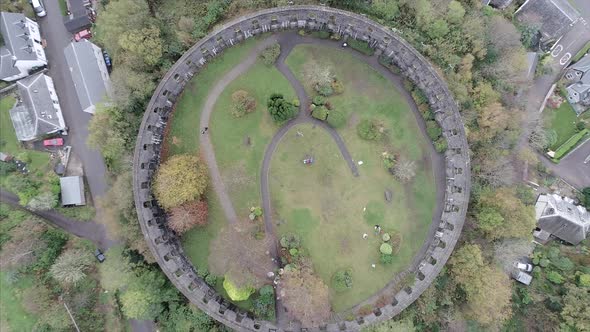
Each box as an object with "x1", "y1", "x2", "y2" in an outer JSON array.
[
  {"x1": 64, "y1": 16, "x2": 91, "y2": 33},
  {"x1": 64, "y1": 40, "x2": 112, "y2": 113},
  {"x1": 9, "y1": 73, "x2": 66, "y2": 141},
  {"x1": 489, "y1": 0, "x2": 514, "y2": 9},
  {"x1": 0, "y1": 12, "x2": 37, "y2": 62},
  {"x1": 60, "y1": 176, "x2": 86, "y2": 206},
  {"x1": 515, "y1": 0, "x2": 580, "y2": 41},
  {"x1": 0, "y1": 46, "x2": 20, "y2": 78},
  {"x1": 535, "y1": 194, "x2": 590, "y2": 245},
  {"x1": 571, "y1": 53, "x2": 590, "y2": 73}
]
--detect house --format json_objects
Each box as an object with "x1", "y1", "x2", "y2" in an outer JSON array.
[
  {"x1": 63, "y1": 0, "x2": 92, "y2": 33},
  {"x1": 60, "y1": 176, "x2": 86, "y2": 206},
  {"x1": 535, "y1": 194, "x2": 590, "y2": 245},
  {"x1": 515, "y1": 0, "x2": 580, "y2": 45},
  {"x1": 0, "y1": 12, "x2": 47, "y2": 81},
  {"x1": 564, "y1": 54, "x2": 590, "y2": 113},
  {"x1": 64, "y1": 40, "x2": 112, "y2": 114},
  {"x1": 9, "y1": 73, "x2": 66, "y2": 141}
]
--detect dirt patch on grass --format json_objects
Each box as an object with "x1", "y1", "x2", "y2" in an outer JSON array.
[
  {"x1": 347, "y1": 112, "x2": 360, "y2": 129},
  {"x1": 223, "y1": 161, "x2": 254, "y2": 190},
  {"x1": 172, "y1": 136, "x2": 182, "y2": 145}
]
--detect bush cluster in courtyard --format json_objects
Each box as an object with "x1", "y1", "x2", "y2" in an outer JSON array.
[
  {"x1": 332, "y1": 268, "x2": 354, "y2": 292},
  {"x1": 253, "y1": 285, "x2": 276, "y2": 320},
  {"x1": 231, "y1": 90, "x2": 257, "y2": 118},
  {"x1": 267, "y1": 93, "x2": 297, "y2": 123},
  {"x1": 259, "y1": 43, "x2": 281, "y2": 66},
  {"x1": 357, "y1": 118, "x2": 385, "y2": 141}
]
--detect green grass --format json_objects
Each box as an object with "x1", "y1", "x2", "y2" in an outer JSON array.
[
  {"x1": 543, "y1": 101, "x2": 579, "y2": 150},
  {"x1": 0, "y1": 96, "x2": 50, "y2": 179},
  {"x1": 282, "y1": 45, "x2": 436, "y2": 311},
  {"x1": 0, "y1": 271, "x2": 39, "y2": 331},
  {"x1": 552, "y1": 129, "x2": 589, "y2": 160},
  {"x1": 209, "y1": 61, "x2": 295, "y2": 219},
  {"x1": 55, "y1": 205, "x2": 96, "y2": 221},
  {"x1": 58, "y1": 0, "x2": 68, "y2": 16},
  {"x1": 572, "y1": 41, "x2": 590, "y2": 62}
]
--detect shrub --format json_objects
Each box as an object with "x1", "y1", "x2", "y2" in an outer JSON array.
[
  {"x1": 357, "y1": 119, "x2": 382, "y2": 140},
  {"x1": 231, "y1": 90, "x2": 256, "y2": 118},
  {"x1": 280, "y1": 234, "x2": 300, "y2": 249},
  {"x1": 289, "y1": 248, "x2": 299, "y2": 257},
  {"x1": 312, "y1": 95, "x2": 325, "y2": 106},
  {"x1": 315, "y1": 83, "x2": 334, "y2": 96},
  {"x1": 267, "y1": 93, "x2": 297, "y2": 123},
  {"x1": 380, "y1": 253, "x2": 393, "y2": 264},
  {"x1": 347, "y1": 39, "x2": 375, "y2": 56},
  {"x1": 576, "y1": 122, "x2": 586, "y2": 131},
  {"x1": 292, "y1": 98, "x2": 300, "y2": 107},
  {"x1": 0, "y1": 162, "x2": 17, "y2": 176},
  {"x1": 223, "y1": 277, "x2": 254, "y2": 301},
  {"x1": 578, "y1": 273, "x2": 590, "y2": 287},
  {"x1": 327, "y1": 110, "x2": 346, "y2": 128},
  {"x1": 205, "y1": 274, "x2": 217, "y2": 287},
  {"x1": 382, "y1": 233, "x2": 390, "y2": 242},
  {"x1": 426, "y1": 120, "x2": 442, "y2": 140},
  {"x1": 259, "y1": 43, "x2": 281, "y2": 66},
  {"x1": 253, "y1": 285, "x2": 275, "y2": 320},
  {"x1": 392, "y1": 159, "x2": 416, "y2": 183},
  {"x1": 312, "y1": 106, "x2": 329, "y2": 121},
  {"x1": 331, "y1": 80, "x2": 344, "y2": 94},
  {"x1": 332, "y1": 269, "x2": 353, "y2": 292},
  {"x1": 547, "y1": 271, "x2": 564, "y2": 284},
  {"x1": 380, "y1": 243, "x2": 393, "y2": 255},
  {"x1": 434, "y1": 138, "x2": 448, "y2": 153}
]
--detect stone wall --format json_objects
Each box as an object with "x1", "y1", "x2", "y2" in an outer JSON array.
[{"x1": 132, "y1": 5, "x2": 471, "y2": 332}]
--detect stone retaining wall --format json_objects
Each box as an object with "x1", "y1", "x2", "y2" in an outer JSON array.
[{"x1": 132, "y1": 5, "x2": 471, "y2": 331}]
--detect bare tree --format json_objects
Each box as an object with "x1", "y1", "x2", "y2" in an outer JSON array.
[
  {"x1": 0, "y1": 219, "x2": 47, "y2": 269},
  {"x1": 393, "y1": 159, "x2": 417, "y2": 182},
  {"x1": 303, "y1": 60, "x2": 333, "y2": 87},
  {"x1": 209, "y1": 223, "x2": 274, "y2": 289},
  {"x1": 50, "y1": 249, "x2": 94, "y2": 286},
  {"x1": 280, "y1": 268, "x2": 331, "y2": 327}
]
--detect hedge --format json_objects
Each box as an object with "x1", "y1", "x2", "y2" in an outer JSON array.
[
  {"x1": 552, "y1": 129, "x2": 589, "y2": 161},
  {"x1": 347, "y1": 39, "x2": 375, "y2": 56}
]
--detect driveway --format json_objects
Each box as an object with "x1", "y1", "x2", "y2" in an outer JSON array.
[
  {"x1": 38, "y1": 0, "x2": 108, "y2": 202},
  {"x1": 540, "y1": 139, "x2": 590, "y2": 188}
]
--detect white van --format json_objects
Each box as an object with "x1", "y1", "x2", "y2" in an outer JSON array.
[{"x1": 31, "y1": 0, "x2": 46, "y2": 17}]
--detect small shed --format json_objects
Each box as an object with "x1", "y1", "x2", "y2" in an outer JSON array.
[{"x1": 60, "y1": 176, "x2": 86, "y2": 206}]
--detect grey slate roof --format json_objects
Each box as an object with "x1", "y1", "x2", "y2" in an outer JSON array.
[
  {"x1": 9, "y1": 73, "x2": 66, "y2": 141},
  {"x1": 0, "y1": 12, "x2": 37, "y2": 62},
  {"x1": 60, "y1": 176, "x2": 86, "y2": 206},
  {"x1": 571, "y1": 53, "x2": 590, "y2": 73},
  {"x1": 64, "y1": 40, "x2": 112, "y2": 113},
  {"x1": 0, "y1": 46, "x2": 20, "y2": 79},
  {"x1": 515, "y1": 0, "x2": 580, "y2": 41},
  {"x1": 565, "y1": 54, "x2": 590, "y2": 104},
  {"x1": 63, "y1": 0, "x2": 91, "y2": 33},
  {"x1": 535, "y1": 194, "x2": 590, "y2": 245},
  {"x1": 488, "y1": 0, "x2": 514, "y2": 9}
]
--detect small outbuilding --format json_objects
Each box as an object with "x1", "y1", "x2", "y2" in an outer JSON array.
[{"x1": 60, "y1": 176, "x2": 86, "y2": 206}]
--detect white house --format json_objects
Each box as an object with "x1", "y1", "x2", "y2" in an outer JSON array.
[
  {"x1": 0, "y1": 12, "x2": 47, "y2": 81},
  {"x1": 535, "y1": 194, "x2": 590, "y2": 245},
  {"x1": 64, "y1": 40, "x2": 112, "y2": 114},
  {"x1": 9, "y1": 73, "x2": 66, "y2": 141}
]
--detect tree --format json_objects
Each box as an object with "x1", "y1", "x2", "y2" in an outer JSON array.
[
  {"x1": 118, "y1": 26, "x2": 163, "y2": 68},
  {"x1": 560, "y1": 284, "x2": 590, "y2": 331},
  {"x1": 49, "y1": 249, "x2": 94, "y2": 285},
  {"x1": 281, "y1": 268, "x2": 331, "y2": 327},
  {"x1": 427, "y1": 19, "x2": 449, "y2": 39},
  {"x1": 267, "y1": 93, "x2": 297, "y2": 123},
  {"x1": 121, "y1": 268, "x2": 179, "y2": 320},
  {"x1": 312, "y1": 106, "x2": 329, "y2": 121},
  {"x1": 168, "y1": 200, "x2": 208, "y2": 234},
  {"x1": 158, "y1": 302, "x2": 216, "y2": 331},
  {"x1": 0, "y1": 218, "x2": 47, "y2": 269},
  {"x1": 209, "y1": 223, "x2": 274, "y2": 290},
  {"x1": 370, "y1": 0, "x2": 400, "y2": 21},
  {"x1": 153, "y1": 154, "x2": 208, "y2": 210},
  {"x1": 223, "y1": 277, "x2": 255, "y2": 301},
  {"x1": 583, "y1": 187, "x2": 590, "y2": 209},
  {"x1": 98, "y1": 245, "x2": 133, "y2": 292},
  {"x1": 27, "y1": 191, "x2": 58, "y2": 211},
  {"x1": 357, "y1": 119, "x2": 382, "y2": 140},
  {"x1": 476, "y1": 187, "x2": 536, "y2": 240},
  {"x1": 393, "y1": 158, "x2": 416, "y2": 182},
  {"x1": 110, "y1": 67, "x2": 156, "y2": 109},
  {"x1": 303, "y1": 61, "x2": 333, "y2": 88},
  {"x1": 231, "y1": 90, "x2": 257, "y2": 117},
  {"x1": 259, "y1": 43, "x2": 281, "y2": 65},
  {"x1": 529, "y1": 124, "x2": 557, "y2": 150},
  {"x1": 449, "y1": 244, "x2": 512, "y2": 326},
  {"x1": 327, "y1": 109, "x2": 346, "y2": 128},
  {"x1": 446, "y1": 1, "x2": 465, "y2": 24}
]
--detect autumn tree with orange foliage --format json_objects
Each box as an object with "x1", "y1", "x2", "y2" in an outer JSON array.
[{"x1": 168, "y1": 200, "x2": 208, "y2": 234}]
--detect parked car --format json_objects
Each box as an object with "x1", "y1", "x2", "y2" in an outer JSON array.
[
  {"x1": 102, "y1": 50, "x2": 112, "y2": 68},
  {"x1": 513, "y1": 271, "x2": 532, "y2": 285},
  {"x1": 31, "y1": 0, "x2": 46, "y2": 17},
  {"x1": 514, "y1": 262, "x2": 533, "y2": 272},
  {"x1": 43, "y1": 138, "x2": 64, "y2": 147},
  {"x1": 74, "y1": 29, "x2": 92, "y2": 42},
  {"x1": 95, "y1": 249, "x2": 106, "y2": 263}
]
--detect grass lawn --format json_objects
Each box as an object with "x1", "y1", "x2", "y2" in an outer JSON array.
[
  {"x1": 58, "y1": 0, "x2": 68, "y2": 16},
  {"x1": 543, "y1": 102, "x2": 579, "y2": 150},
  {"x1": 209, "y1": 60, "x2": 295, "y2": 220},
  {"x1": 282, "y1": 45, "x2": 436, "y2": 311},
  {"x1": 0, "y1": 271, "x2": 39, "y2": 331}
]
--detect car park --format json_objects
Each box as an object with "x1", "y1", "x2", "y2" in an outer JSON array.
[
  {"x1": 94, "y1": 249, "x2": 105, "y2": 263},
  {"x1": 31, "y1": 0, "x2": 46, "y2": 17},
  {"x1": 43, "y1": 138, "x2": 64, "y2": 147},
  {"x1": 74, "y1": 29, "x2": 92, "y2": 42},
  {"x1": 514, "y1": 262, "x2": 533, "y2": 272}
]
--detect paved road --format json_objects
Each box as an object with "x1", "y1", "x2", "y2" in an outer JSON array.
[
  {"x1": 0, "y1": 189, "x2": 116, "y2": 249},
  {"x1": 517, "y1": 18, "x2": 590, "y2": 187},
  {"x1": 38, "y1": 0, "x2": 108, "y2": 202},
  {"x1": 540, "y1": 139, "x2": 590, "y2": 188},
  {"x1": 572, "y1": 0, "x2": 590, "y2": 22}
]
